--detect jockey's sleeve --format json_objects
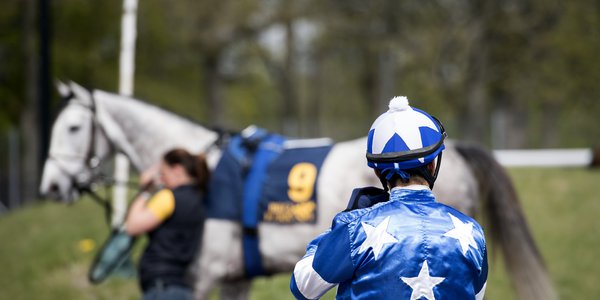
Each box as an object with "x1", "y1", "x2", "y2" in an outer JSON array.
[
  {"x1": 290, "y1": 218, "x2": 354, "y2": 300},
  {"x1": 475, "y1": 247, "x2": 489, "y2": 300},
  {"x1": 145, "y1": 189, "x2": 175, "y2": 221}
]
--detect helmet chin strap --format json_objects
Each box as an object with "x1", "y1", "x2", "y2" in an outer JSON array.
[
  {"x1": 418, "y1": 151, "x2": 443, "y2": 189},
  {"x1": 431, "y1": 151, "x2": 443, "y2": 188},
  {"x1": 379, "y1": 176, "x2": 390, "y2": 192}
]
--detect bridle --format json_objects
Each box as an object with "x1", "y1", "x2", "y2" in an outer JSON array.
[
  {"x1": 48, "y1": 90, "x2": 133, "y2": 223},
  {"x1": 48, "y1": 88, "x2": 230, "y2": 224}
]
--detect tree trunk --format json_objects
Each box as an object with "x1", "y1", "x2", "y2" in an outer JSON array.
[
  {"x1": 491, "y1": 94, "x2": 529, "y2": 149},
  {"x1": 541, "y1": 103, "x2": 559, "y2": 148},
  {"x1": 307, "y1": 51, "x2": 323, "y2": 137},
  {"x1": 203, "y1": 51, "x2": 225, "y2": 127},
  {"x1": 359, "y1": 46, "x2": 381, "y2": 120},
  {"x1": 505, "y1": 102, "x2": 529, "y2": 149},
  {"x1": 461, "y1": 9, "x2": 489, "y2": 145},
  {"x1": 377, "y1": 44, "x2": 396, "y2": 113},
  {"x1": 21, "y1": 0, "x2": 40, "y2": 204},
  {"x1": 280, "y1": 19, "x2": 299, "y2": 136}
]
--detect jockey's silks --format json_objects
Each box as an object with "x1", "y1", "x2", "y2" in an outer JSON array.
[{"x1": 291, "y1": 187, "x2": 487, "y2": 300}]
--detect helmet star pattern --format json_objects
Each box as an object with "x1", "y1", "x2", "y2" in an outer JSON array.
[
  {"x1": 366, "y1": 96, "x2": 446, "y2": 171},
  {"x1": 369, "y1": 106, "x2": 439, "y2": 162}
]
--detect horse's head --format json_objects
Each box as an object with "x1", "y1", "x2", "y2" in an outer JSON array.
[{"x1": 39, "y1": 81, "x2": 112, "y2": 202}]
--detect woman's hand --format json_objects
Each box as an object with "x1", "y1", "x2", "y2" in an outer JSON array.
[{"x1": 139, "y1": 163, "x2": 161, "y2": 191}]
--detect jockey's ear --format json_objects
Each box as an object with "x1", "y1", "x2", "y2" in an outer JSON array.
[
  {"x1": 427, "y1": 161, "x2": 436, "y2": 175},
  {"x1": 68, "y1": 80, "x2": 93, "y2": 107},
  {"x1": 374, "y1": 169, "x2": 382, "y2": 178}
]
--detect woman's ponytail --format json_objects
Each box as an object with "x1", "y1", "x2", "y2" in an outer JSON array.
[{"x1": 194, "y1": 153, "x2": 210, "y2": 191}]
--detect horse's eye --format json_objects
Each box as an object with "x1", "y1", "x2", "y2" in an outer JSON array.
[{"x1": 69, "y1": 125, "x2": 81, "y2": 133}]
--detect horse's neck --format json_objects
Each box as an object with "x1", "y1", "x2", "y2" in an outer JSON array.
[{"x1": 93, "y1": 90, "x2": 219, "y2": 171}]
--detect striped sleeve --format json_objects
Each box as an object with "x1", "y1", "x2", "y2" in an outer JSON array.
[
  {"x1": 290, "y1": 217, "x2": 355, "y2": 299},
  {"x1": 475, "y1": 247, "x2": 488, "y2": 300}
]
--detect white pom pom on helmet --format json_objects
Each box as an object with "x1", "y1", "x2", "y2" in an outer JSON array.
[{"x1": 366, "y1": 96, "x2": 447, "y2": 188}]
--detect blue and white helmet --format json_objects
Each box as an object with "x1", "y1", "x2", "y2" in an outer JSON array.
[{"x1": 366, "y1": 96, "x2": 447, "y2": 176}]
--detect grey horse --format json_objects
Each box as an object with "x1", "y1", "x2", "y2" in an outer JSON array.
[{"x1": 39, "y1": 81, "x2": 556, "y2": 300}]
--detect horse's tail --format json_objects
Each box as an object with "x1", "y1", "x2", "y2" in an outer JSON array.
[{"x1": 455, "y1": 143, "x2": 558, "y2": 300}]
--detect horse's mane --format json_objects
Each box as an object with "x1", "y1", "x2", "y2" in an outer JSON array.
[
  {"x1": 117, "y1": 93, "x2": 239, "y2": 137},
  {"x1": 54, "y1": 83, "x2": 239, "y2": 137}
]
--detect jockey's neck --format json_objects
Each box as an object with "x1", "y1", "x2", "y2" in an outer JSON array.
[{"x1": 390, "y1": 176, "x2": 429, "y2": 189}]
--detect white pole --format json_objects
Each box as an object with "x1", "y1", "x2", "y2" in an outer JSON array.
[{"x1": 112, "y1": 0, "x2": 138, "y2": 227}]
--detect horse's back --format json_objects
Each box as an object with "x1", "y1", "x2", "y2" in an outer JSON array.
[
  {"x1": 258, "y1": 138, "x2": 373, "y2": 271},
  {"x1": 257, "y1": 138, "x2": 479, "y2": 273}
]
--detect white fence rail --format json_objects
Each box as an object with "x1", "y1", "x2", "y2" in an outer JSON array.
[{"x1": 493, "y1": 148, "x2": 593, "y2": 167}]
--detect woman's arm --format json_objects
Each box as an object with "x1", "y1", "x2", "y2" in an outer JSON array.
[
  {"x1": 125, "y1": 193, "x2": 163, "y2": 236},
  {"x1": 125, "y1": 189, "x2": 175, "y2": 236},
  {"x1": 125, "y1": 163, "x2": 169, "y2": 236}
]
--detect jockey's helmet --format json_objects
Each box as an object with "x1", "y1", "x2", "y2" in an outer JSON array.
[{"x1": 366, "y1": 96, "x2": 447, "y2": 188}]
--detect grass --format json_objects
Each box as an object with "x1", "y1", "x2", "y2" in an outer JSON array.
[{"x1": 1, "y1": 168, "x2": 599, "y2": 299}]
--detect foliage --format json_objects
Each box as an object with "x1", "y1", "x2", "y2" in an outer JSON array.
[
  {"x1": 0, "y1": 0, "x2": 26, "y2": 131},
  {"x1": 1, "y1": 168, "x2": 599, "y2": 299},
  {"x1": 1, "y1": 0, "x2": 599, "y2": 144}
]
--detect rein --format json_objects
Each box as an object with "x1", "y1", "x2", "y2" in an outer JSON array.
[
  {"x1": 49, "y1": 90, "x2": 106, "y2": 193},
  {"x1": 50, "y1": 89, "x2": 132, "y2": 225},
  {"x1": 53, "y1": 87, "x2": 229, "y2": 225}
]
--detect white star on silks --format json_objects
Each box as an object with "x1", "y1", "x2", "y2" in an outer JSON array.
[
  {"x1": 370, "y1": 108, "x2": 438, "y2": 162},
  {"x1": 400, "y1": 260, "x2": 445, "y2": 300},
  {"x1": 443, "y1": 213, "x2": 478, "y2": 256},
  {"x1": 358, "y1": 216, "x2": 398, "y2": 260}
]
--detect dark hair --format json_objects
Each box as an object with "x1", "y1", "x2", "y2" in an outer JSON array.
[
  {"x1": 375, "y1": 164, "x2": 434, "y2": 190},
  {"x1": 163, "y1": 148, "x2": 210, "y2": 190}
]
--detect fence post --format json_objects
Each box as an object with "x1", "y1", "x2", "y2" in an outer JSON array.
[
  {"x1": 0, "y1": 136, "x2": 5, "y2": 212},
  {"x1": 8, "y1": 128, "x2": 21, "y2": 209},
  {"x1": 112, "y1": 0, "x2": 139, "y2": 227}
]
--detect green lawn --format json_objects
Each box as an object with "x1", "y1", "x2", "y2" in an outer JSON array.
[{"x1": 1, "y1": 168, "x2": 599, "y2": 299}]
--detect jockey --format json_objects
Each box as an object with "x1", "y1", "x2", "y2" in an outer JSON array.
[{"x1": 290, "y1": 96, "x2": 488, "y2": 299}]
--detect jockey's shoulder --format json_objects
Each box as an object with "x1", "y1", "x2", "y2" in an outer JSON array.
[
  {"x1": 333, "y1": 186, "x2": 391, "y2": 225},
  {"x1": 333, "y1": 208, "x2": 369, "y2": 225},
  {"x1": 439, "y1": 203, "x2": 485, "y2": 233}
]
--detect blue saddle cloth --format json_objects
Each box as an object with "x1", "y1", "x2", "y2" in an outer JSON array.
[
  {"x1": 205, "y1": 131, "x2": 332, "y2": 224},
  {"x1": 204, "y1": 128, "x2": 333, "y2": 277},
  {"x1": 260, "y1": 144, "x2": 332, "y2": 224}
]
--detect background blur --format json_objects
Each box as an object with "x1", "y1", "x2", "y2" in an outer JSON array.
[
  {"x1": 1, "y1": 0, "x2": 600, "y2": 208},
  {"x1": 0, "y1": 0, "x2": 599, "y2": 298}
]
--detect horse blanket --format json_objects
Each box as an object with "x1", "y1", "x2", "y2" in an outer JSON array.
[{"x1": 205, "y1": 127, "x2": 332, "y2": 276}]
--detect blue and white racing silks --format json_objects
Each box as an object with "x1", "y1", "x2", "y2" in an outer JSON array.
[{"x1": 290, "y1": 186, "x2": 488, "y2": 300}]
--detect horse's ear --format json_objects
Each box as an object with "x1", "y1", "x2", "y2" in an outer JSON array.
[
  {"x1": 68, "y1": 81, "x2": 93, "y2": 107},
  {"x1": 56, "y1": 80, "x2": 70, "y2": 98}
]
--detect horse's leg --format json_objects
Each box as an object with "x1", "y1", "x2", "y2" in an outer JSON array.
[
  {"x1": 194, "y1": 274, "x2": 217, "y2": 300},
  {"x1": 220, "y1": 280, "x2": 251, "y2": 300},
  {"x1": 193, "y1": 219, "x2": 244, "y2": 300}
]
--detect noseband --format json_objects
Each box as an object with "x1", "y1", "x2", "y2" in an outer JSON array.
[
  {"x1": 48, "y1": 90, "x2": 106, "y2": 192},
  {"x1": 48, "y1": 89, "x2": 119, "y2": 223}
]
